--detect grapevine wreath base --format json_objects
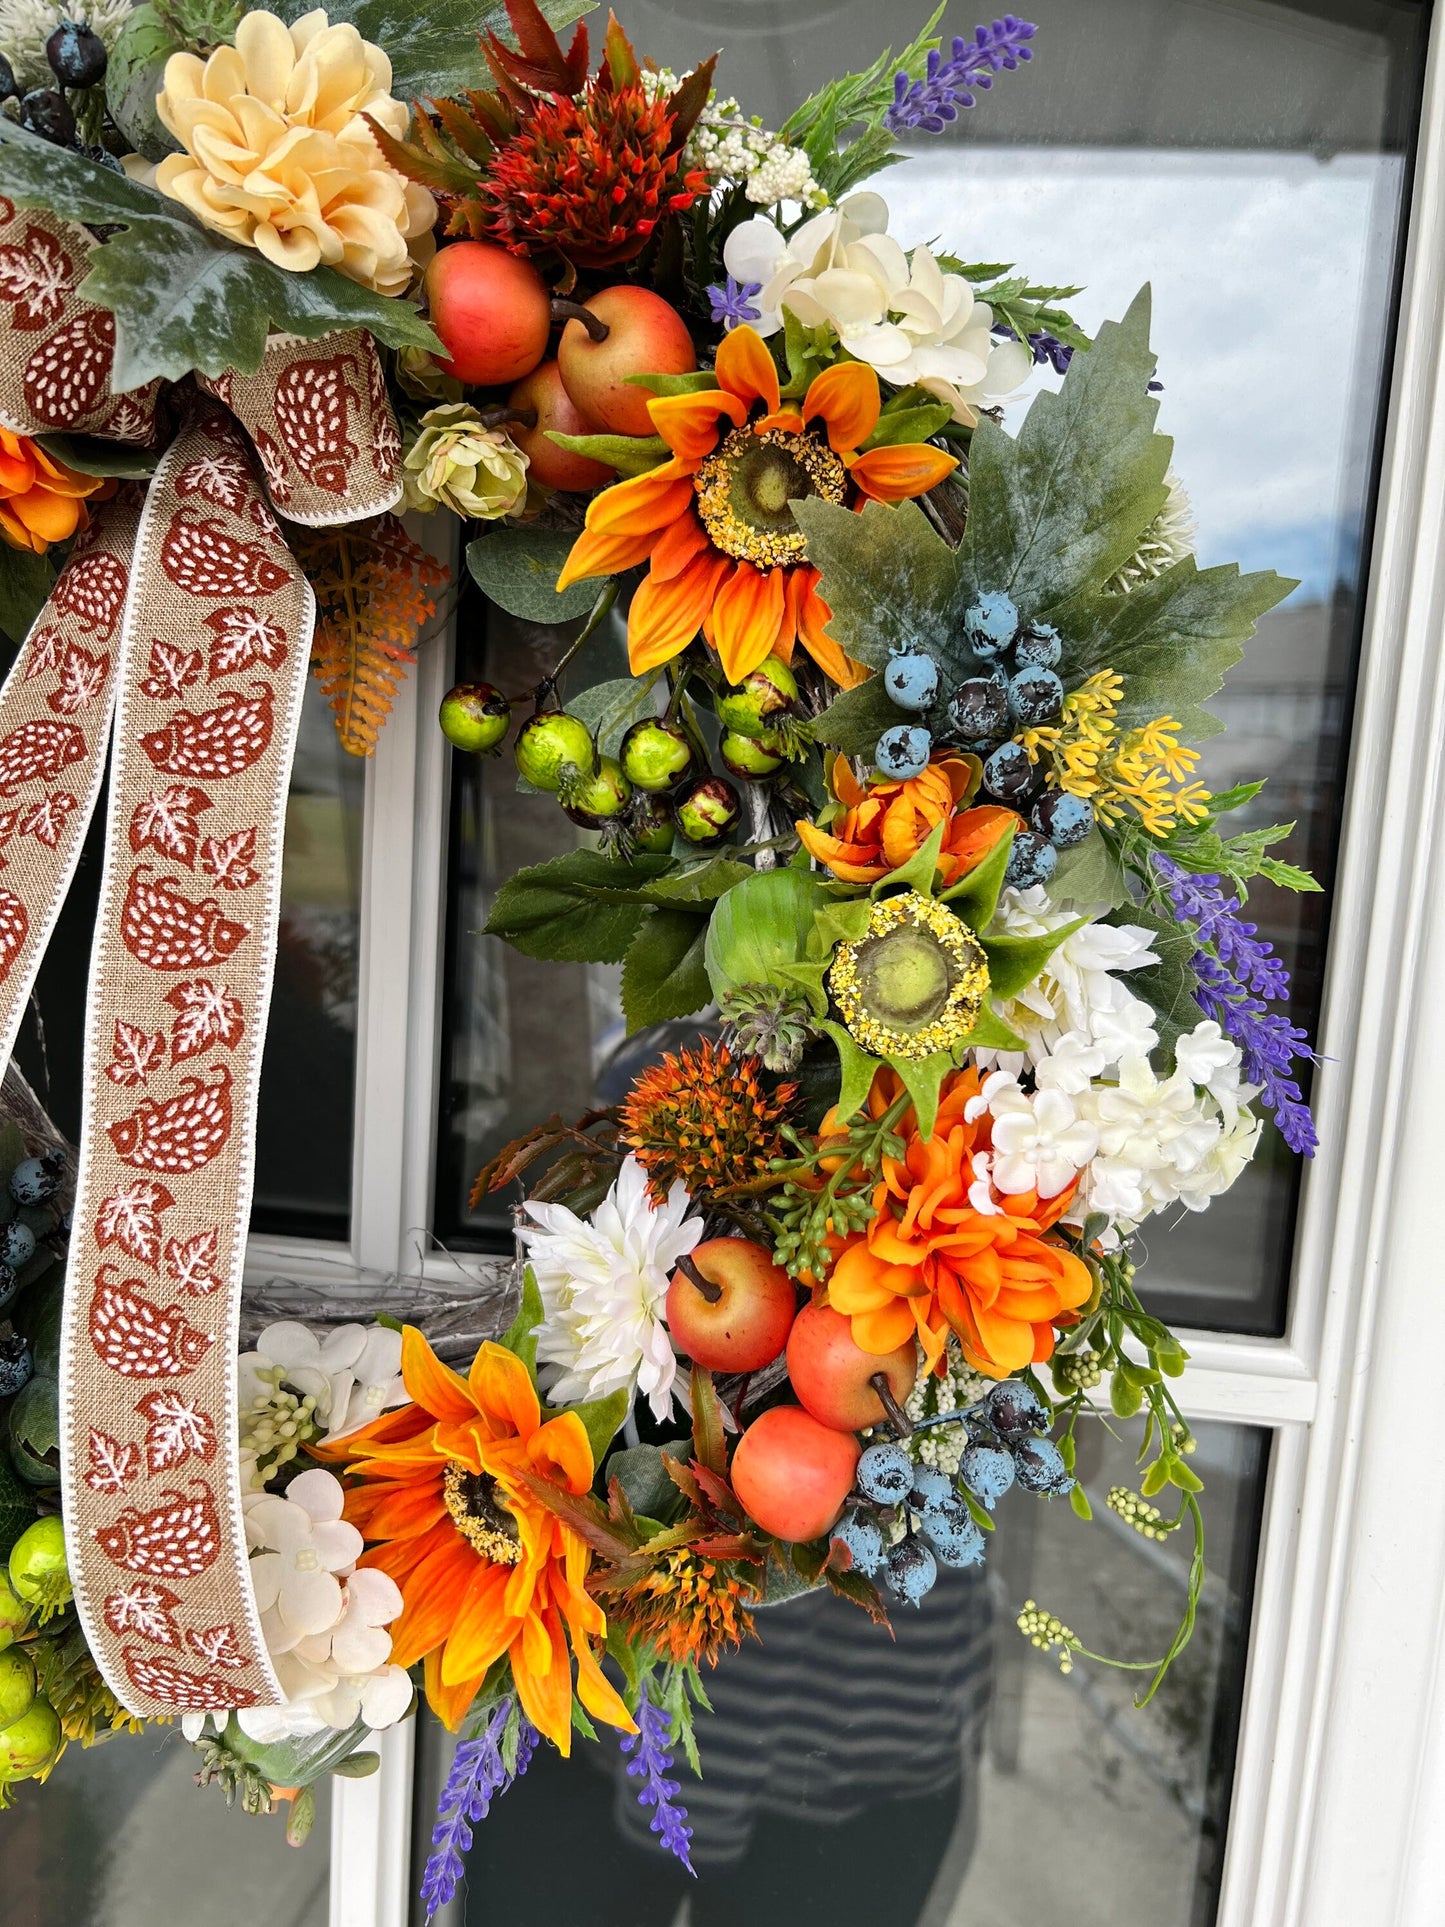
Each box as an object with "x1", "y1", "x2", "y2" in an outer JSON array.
[{"x1": 0, "y1": 0, "x2": 1322, "y2": 1913}]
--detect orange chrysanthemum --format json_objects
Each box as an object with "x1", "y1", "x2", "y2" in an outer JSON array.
[
  {"x1": 320, "y1": 1328, "x2": 635, "y2": 1747},
  {"x1": 797, "y1": 751, "x2": 1019, "y2": 886},
  {"x1": 620, "y1": 1037, "x2": 796, "y2": 1201},
  {"x1": 823, "y1": 1069, "x2": 1092, "y2": 1379},
  {"x1": 556, "y1": 327, "x2": 958, "y2": 686},
  {"x1": 0, "y1": 429, "x2": 105, "y2": 554}
]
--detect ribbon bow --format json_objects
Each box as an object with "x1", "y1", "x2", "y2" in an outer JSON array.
[{"x1": 0, "y1": 200, "x2": 407, "y2": 1716}]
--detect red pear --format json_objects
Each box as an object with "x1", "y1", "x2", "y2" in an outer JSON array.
[
  {"x1": 666, "y1": 1238, "x2": 797, "y2": 1374},
  {"x1": 730, "y1": 1406, "x2": 860, "y2": 1543},
  {"x1": 507, "y1": 360, "x2": 613, "y2": 493},
  {"x1": 557, "y1": 285, "x2": 697, "y2": 438},
  {"x1": 425, "y1": 242, "x2": 551, "y2": 388},
  {"x1": 786, "y1": 1301, "x2": 918, "y2": 1433}
]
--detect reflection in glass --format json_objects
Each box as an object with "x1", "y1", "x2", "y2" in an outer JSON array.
[
  {"x1": 0, "y1": 1725, "x2": 329, "y2": 1927},
  {"x1": 433, "y1": 0, "x2": 1426, "y2": 1331},
  {"x1": 411, "y1": 1419, "x2": 1266, "y2": 1927}
]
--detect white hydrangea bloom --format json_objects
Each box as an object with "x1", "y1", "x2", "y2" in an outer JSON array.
[
  {"x1": 245, "y1": 1468, "x2": 363, "y2": 1653},
  {"x1": 967, "y1": 1072, "x2": 1099, "y2": 1199},
  {"x1": 518, "y1": 1153, "x2": 701, "y2": 1423}
]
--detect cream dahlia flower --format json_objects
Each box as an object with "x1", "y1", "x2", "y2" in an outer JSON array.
[
  {"x1": 152, "y1": 8, "x2": 436, "y2": 295},
  {"x1": 402, "y1": 404, "x2": 530, "y2": 519}
]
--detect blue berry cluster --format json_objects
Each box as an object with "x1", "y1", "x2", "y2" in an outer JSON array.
[
  {"x1": 831, "y1": 1377, "x2": 1074, "y2": 1607},
  {"x1": 871, "y1": 599, "x2": 1095, "y2": 889},
  {"x1": 0, "y1": 1151, "x2": 66, "y2": 1400}
]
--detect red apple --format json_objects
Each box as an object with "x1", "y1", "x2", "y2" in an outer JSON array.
[
  {"x1": 425, "y1": 242, "x2": 551, "y2": 388},
  {"x1": 666, "y1": 1238, "x2": 797, "y2": 1374},
  {"x1": 507, "y1": 360, "x2": 613, "y2": 492},
  {"x1": 786, "y1": 1301, "x2": 918, "y2": 1433},
  {"x1": 730, "y1": 1405, "x2": 860, "y2": 1543},
  {"x1": 557, "y1": 285, "x2": 697, "y2": 438}
]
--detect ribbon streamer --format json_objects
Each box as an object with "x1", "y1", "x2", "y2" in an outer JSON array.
[{"x1": 0, "y1": 200, "x2": 405, "y2": 1714}]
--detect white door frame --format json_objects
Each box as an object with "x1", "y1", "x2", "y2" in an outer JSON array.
[{"x1": 245, "y1": 10, "x2": 1445, "y2": 1915}]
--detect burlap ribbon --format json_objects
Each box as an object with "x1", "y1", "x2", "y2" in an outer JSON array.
[{"x1": 0, "y1": 200, "x2": 407, "y2": 1715}]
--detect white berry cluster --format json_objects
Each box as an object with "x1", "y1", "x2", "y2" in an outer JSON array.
[{"x1": 644, "y1": 68, "x2": 827, "y2": 208}]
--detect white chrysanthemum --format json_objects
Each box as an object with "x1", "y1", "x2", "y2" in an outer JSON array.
[
  {"x1": 0, "y1": 0, "x2": 131, "y2": 91},
  {"x1": 724, "y1": 192, "x2": 1033, "y2": 424},
  {"x1": 518, "y1": 1153, "x2": 702, "y2": 1423}
]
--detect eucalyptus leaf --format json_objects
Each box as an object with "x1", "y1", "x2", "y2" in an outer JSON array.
[
  {"x1": 0, "y1": 123, "x2": 441, "y2": 390},
  {"x1": 622, "y1": 907, "x2": 712, "y2": 1032},
  {"x1": 467, "y1": 529, "x2": 612, "y2": 624},
  {"x1": 36, "y1": 434, "x2": 158, "y2": 478},
  {"x1": 605, "y1": 1442, "x2": 687, "y2": 1523}
]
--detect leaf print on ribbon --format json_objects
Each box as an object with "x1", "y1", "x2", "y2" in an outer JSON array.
[
  {"x1": 165, "y1": 979, "x2": 244, "y2": 1062},
  {"x1": 105, "y1": 1019, "x2": 167, "y2": 1088},
  {"x1": 185, "y1": 1624, "x2": 248, "y2": 1669},
  {"x1": 94, "y1": 1179, "x2": 175, "y2": 1267},
  {"x1": 198, "y1": 827, "x2": 259, "y2": 891},
  {"x1": 104, "y1": 1582, "x2": 181, "y2": 1647},
  {"x1": 47, "y1": 642, "x2": 109, "y2": 715},
  {"x1": 135, "y1": 1389, "x2": 217, "y2": 1474},
  {"x1": 204, "y1": 608, "x2": 288, "y2": 681},
  {"x1": 0, "y1": 222, "x2": 78, "y2": 330},
  {"x1": 97, "y1": 1483, "x2": 221, "y2": 1579},
  {"x1": 163, "y1": 1228, "x2": 222, "y2": 1296},
  {"x1": 23, "y1": 626, "x2": 66, "y2": 680},
  {"x1": 130, "y1": 785, "x2": 213, "y2": 869},
  {"x1": 139, "y1": 640, "x2": 203, "y2": 703},
  {"x1": 174, "y1": 450, "x2": 251, "y2": 512},
  {"x1": 17, "y1": 790, "x2": 77, "y2": 848},
  {"x1": 85, "y1": 1428, "x2": 139, "y2": 1494}
]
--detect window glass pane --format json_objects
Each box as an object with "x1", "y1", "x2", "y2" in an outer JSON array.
[
  {"x1": 0, "y1": 1726, "x2": 329, "y2": 1925},
  {"x1": 410, "y1": 1419, "x2": 1266, "y2": 1927},
  {"x1": 11, "y1": 681, "x2": 363, "y2": 1242},
  {"x1": 434, "y1": 0, "x2": 1425, "y2": 1333}
]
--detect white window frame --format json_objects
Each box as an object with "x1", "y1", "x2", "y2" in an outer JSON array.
[{"x1": 245, "y1": 16, "x2": 1445, "y2": 1918}]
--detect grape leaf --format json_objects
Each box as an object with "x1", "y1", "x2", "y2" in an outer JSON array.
[
  {"x1": 620, "y1": 907, "x2": 711, "y2": 1032},
  {"x1": 0, "y1": 123, "x2": 442, "y2": 390},
  {"x1": 484, "y1": 849, "x2": 670, "y2": 962},
  {"x1": 793, "y1": 495, "x2": 961, "y2": 677}
]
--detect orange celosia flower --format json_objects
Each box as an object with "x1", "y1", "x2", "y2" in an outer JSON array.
[
  {"x1": 556, "y1": 327, "x2": 958, "y2": 686},
  {"x1": 824, "y1": 1069, "x2": 1092, "y2": 1379},
  {"x1": 320, "y1": 1328, "x2": 635, "y2": 1747},
  {"x1": 0, "y1": 430, "x2": 105, "y2": 553},
  {"x1": 797, "y1": 751, "x2": 1019, "y2": 886}
]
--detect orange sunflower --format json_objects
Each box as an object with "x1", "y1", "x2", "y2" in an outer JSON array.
[
  {"x1": 556, "y1": 326, "x2": 958, "y2": 685},
  {"x1": 797, "y1": 750, "x2": 1019, "y2": 887},
  {"x1": 823, "y1": 1069, "x2": 1092, "y2": 1379},
  {"x1": 319, "y1": 1327, "x2": 634, "y2": 1747}
]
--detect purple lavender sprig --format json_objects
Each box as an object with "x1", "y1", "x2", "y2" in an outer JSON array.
[
  {"x1": 1153, "y1": 855, "x2": 1318, "y2": 1156},
  {"x1": 620, "y1": 1681, "x2": 695, "y2": 1875},
  {"x1": 421, "y1": 1696, "x2": 539, "y2": 1922},
  {"x1": 886, "y1": 18, "x2": 1037, "y2": 135}
]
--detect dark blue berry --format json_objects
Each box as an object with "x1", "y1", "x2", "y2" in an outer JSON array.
[
  {"x1": 0, "y1": 1266, "x2": 16, "y2": 1315},
  {"x1": 963, "y1": 591, "x2": 1018, "y2": 658},
  {"x1": 946, "y1": 678, "x2": 1009, "y2": 747},
  {"x1": 1014, "y1": 1436, "x2": 1075, "y2": 1497},
  {"x1": 985, "y1": 1378, "x2": 1050, "y2": 1443},
  {"x1": 884, "y1": 649, "x2": 940, "y2": 714},
  {"x1": 910, "y1": 1465, "x2": 952, "y2": 1512},
  {"x1": 0, "y1": 1224, "x2": 34, "y2": 1273},
  {"x1": 962, "y1": 1439, "x2": 1016, "y2": 1510},
  {"x1": 46, "y1": 20, "x2": 107, "y2": 87},
  {"x1": 856, "y1": 1441, "x2": 914, "y2": 1505},
  {"x1": 20, "y1": 89, "x2": 76, "y2": 145},
  {"x1": 1005, "y1": 829, "x2": 1057, "y2": 890},
  {"x1": 886, "y1": 1537, "x2": 938, "y2": 1606},
  {"x1": 1015, "y1": 623, "x2": 1062, "y2": 669},
  {"x1": 1032, "y1": 789, "x2": 1095, "y2": 849},
  {"x1": 981, "y1": 741, "x2": 1039, "y2": 805},
  {"x1": 10, "y1": 1153, "x2": 64, "y2": 1207},
  {"x1": 875, "y1": 724, "x2": 931, "y2": 781},
  {"x1": 923, "y1": 1505, "x2": 986, "y2": 1569},
  {"x1": 0, "y1": 53, "x2": 16, "y2": 101},
  {"x1": 0, "y1": 1334, "x2": 31, "y2": 1397},
  {"x1": 830, "y1": 1512, "x2": 885, "y2": 1577},
  {"x1": 1007, "y1": 666, "x2": 1064, "y2": 728}
]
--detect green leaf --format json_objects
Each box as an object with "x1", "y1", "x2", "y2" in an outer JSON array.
[
  {"x1": 467, "y1": 529, "x2": 612, "y2": 624},
  {"x1": 300, "y1": 0, "x2": 595, "y2": 101},
  {"x1": 895, "y1": 1051, "x2": 953, "y2": 1139},
  {"x1": 1050, "y1": 831, "x2": 1133, "y2": 910},
  {"x1": 941, "y1": 822, "x2": 1015, "y2": 928},
  {"x1": 950, "y1": 1002, "x2": 1025, "y2": 1051},
  {"x1": 809, "y1": 674, "x2": 903, "y2": 756},
  {"x1": 0, "y1": 542, "x2": 52, "y2": 649},
  {"x1": 36, "y1": 433, "x2": 158, "y2": 478},
  {"x1": 1110, "y1": 900, "x2": 1200, "y2": 1069},
  {"x1": 0, "y1": 124, "x2": 441, "y2": 389},
  {"x1": 1069, "y1": 1483, "x2": 1093, "y2": 1522},
  {"x1": 705, "y1": 866, "x2": 826, "y2": 997},
  {"x1": 981, "y1": 919, "x2": 1085, "y2": 1001},
  {"x1": 605, "y1": 1443, "x2": 688, "y2": 1523},
  {"x1": 1207, "y1": 781, "x2": 1266, "y2": 815},
  {"x1": 549, "y1": 431, "x2": 670, "y2": 478},
  {"x1": 562, "y1": 1386, "x2": 631, "y2": 1467},
  {"x1": 819, "y1": 1020, "x2": 881, "y2": 1122},
  {"x1": 810, "y1": 895, "x2": 872, "y2": 955},
  {"x1": 1110, "y1": 1371, "x2": 1143, "y2": 1418},
  {"x1": 1256, "y1": 856, "x2": 1321, "y2": 893},
  {"x1": 565, "y1": 673, "x2": 659, "y2": 757},
  {"x1": 870, "y1": 819, "x2": 946, "y2": 898},
  {"x1": 1140, "y1": 1456, "x2": 1172, "y2": 1498},
  {"x1": 0, "y1": 1450, "x2": 37, "y2": 1562},
  {"x1": 621, "y1": 907, "x2": 711, "y2": 1032},
  {"x1": 960, "y1": 1486, "x2": 995, "y2": 1533},
  {"x1": 1169, "y1": 1458, "x2": 1204, "y2": 1493},
  {"x1": 957, "y1": 287, "x2": 1172, "y2": 618},
  {"x1": 640, "y1": 856, "x2": 751, "y2": 907},
  {"x1": 625, "y1": 370, "x2": 718, "y2": 396},
  {"x1": 862, "y1": 401, "x2": 954, "y2": 449},
  {"x1": 690, "y1": 1365, "x2": 727, "y2": 1479},
  {"x1": 500, "y1": 1265, "x2": 545, "y2": 1379},
  {"x1": 485, "y1": 849, "x2": 669, "y2": 963},
  {"x1": 794, "y1": 497, "x2": 962, "y2": 677}
]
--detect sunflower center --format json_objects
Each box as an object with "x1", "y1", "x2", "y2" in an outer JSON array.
[
  {"x1": 694, "y1": 424, "x2": 848, "y2": 568},
  {"x1": 854, "y1": 926, "x2": 956, "y2": 1029},
  {"x1": 444, "y1": 1461, "x2": 522, "y2": 1566},
  {"x1": 828, "y1": 892, "x2": 990, "y2": 1062}
]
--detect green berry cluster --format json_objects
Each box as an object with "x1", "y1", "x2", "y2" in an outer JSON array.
[
  {"x1": 1106, "y1": 1485, "x2": 1177, "y2": 1542},
  {"x1": 1051, "y1": 1347, "x2": 1103, "y2": 1392},
  {"x1": 1017, "y1": 1600, "x2": 1080, "y2": 1675}
]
